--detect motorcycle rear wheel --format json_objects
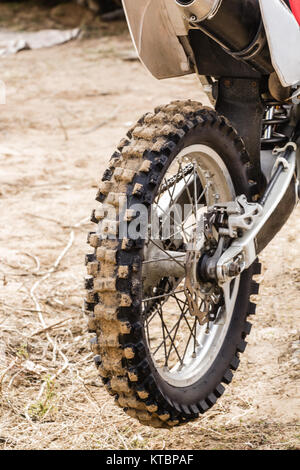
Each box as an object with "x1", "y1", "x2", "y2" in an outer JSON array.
[{"x1": 85, "y1": 100, "x2": 261, "y2": 427}]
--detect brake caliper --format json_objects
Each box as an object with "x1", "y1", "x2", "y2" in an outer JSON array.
[{"x1": 199, "y1": 195, "x2": 263, "y2": 284}]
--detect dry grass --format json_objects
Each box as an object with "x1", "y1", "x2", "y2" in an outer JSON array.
[{"x1": 0, "y1": 4, "x2": 299, "y2": 450}]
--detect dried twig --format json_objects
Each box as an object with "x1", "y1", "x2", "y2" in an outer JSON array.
[
  {"x1": 81, "y1": 106, "x2": 121, "y2": 135},
  {"x1": 18, "y1": 252, "x2": 40, "y2": 273},
  {"x1": 57, "y1": 117, "x2": 69, "y2": 141},
  {"x1": 25, "y1": 212, "x2": 90, "y2": 229},
  {"x1": 0, "y1": 303, "x2": 51, "y2": 315},
  {"x1": 0, "y1": 359, "x2": 17, "y2": 391},
  {"x1": 29, "y1": 318, "x2": 73, "y2": 337}
]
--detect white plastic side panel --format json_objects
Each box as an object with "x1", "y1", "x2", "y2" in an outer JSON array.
[
  {"x1": 259, "y1": 0, "x2": 300, "y2": 87},
  {"x1": 122, "y1": 0, "x2": 192, "y2": 79}
]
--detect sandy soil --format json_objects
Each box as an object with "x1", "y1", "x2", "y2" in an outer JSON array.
[{"x1": 0, "y1": 6, "x2": 299, "y2": 450}]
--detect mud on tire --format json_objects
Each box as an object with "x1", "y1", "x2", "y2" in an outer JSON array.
[{"x1": 85, "y1": 100, "x2": 261, "y2": 428}]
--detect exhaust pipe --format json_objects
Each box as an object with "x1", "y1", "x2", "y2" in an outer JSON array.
[
  {"x1": 175, "y1": 0, "x2": 273, "y2": 74},
  {"x1": 174, "y1": 0, "x2": 222, "y2": 21}
]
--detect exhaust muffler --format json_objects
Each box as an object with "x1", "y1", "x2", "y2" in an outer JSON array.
[
  {"x1": 174, "y1": 0, "x2": 222, "y2": 21},
  {"x1": 175, "y1": 0, "x2": 273, "y2": 74}
]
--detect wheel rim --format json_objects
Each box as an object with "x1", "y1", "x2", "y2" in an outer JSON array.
[{"x1": 142, "y1": 144, "x2": 240, "y2": 388}]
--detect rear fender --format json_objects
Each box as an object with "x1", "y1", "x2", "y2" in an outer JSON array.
[{"x1": 122, "y1": 0, "x2": 192, "y2": 79}]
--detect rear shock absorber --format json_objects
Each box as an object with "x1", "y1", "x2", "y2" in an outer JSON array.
[{"x1": 261, "y1": 101, "x2": 291, "y2": 150}]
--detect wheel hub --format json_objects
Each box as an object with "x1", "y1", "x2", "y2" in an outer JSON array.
[{"x1": 184, "y1": 225, "x2": 223, "y2": 325}]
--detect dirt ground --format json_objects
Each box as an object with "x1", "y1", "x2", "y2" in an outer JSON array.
[{"x1": 0, "y1": 4, "x2": 299, "y2": 450}]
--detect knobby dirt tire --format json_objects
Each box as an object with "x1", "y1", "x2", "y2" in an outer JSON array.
[{"x1": 85, "y1": 100, "x2": 261, "y2": 428}]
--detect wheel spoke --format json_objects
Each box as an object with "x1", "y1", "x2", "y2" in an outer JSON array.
[
  {"x1": 164, "y1": 176, "x2": 191, "y2": 243},
  {"x1": 193, "y1": 162, "x2": 199, "y2": 218},
  {"x1": 165, "y1": 305, "x2": 188, "y2": 365},
  {"x1": 142, "y1": 253, "x2": 185, "y2": 265},
  {"x1": 165, "y1": 281, "x2": 198, "y2": 366},
  {"x1": 141, "y1": 145, "x2": 238, "y2": 386},
  {"x1": 168, "y1": 220, "x2": 197, "y2": 242},
  {"x1": 169, "y1": 289, "x2": 196, "y2": 338},
  {"x1": 178, "y1": 162, "x2": 196, "y2": 217},
  {"x1": 144, "y1": 281, "x2": 179, "y2": 326},
  {"x1": 142, "y1": 288, "x2": 185, "y2": 303},
  {"x1": 181, "y1": 316, "x2": 198, "y2": 364},
  {"x1": 151, "y1": 309, "x2": 184, "y2": 358},
  {"x1": 145, "y1": 314, "x2": 151, "y2": 348},
  {"x1": 148, "y1": 239, "x2": 186, "y2": 270},
  {"x1": 154, "y1": 199, "x2": 190, "y2": 242},
  {"x1": 193, "y1": 318, "x2": 197, "y2": 356},
  {"x1": 158, "y1": 303, "x2": 168, "y2": 367},
  {"x1": 156, "y1": 304, "x2": 184, "y2": 366}
]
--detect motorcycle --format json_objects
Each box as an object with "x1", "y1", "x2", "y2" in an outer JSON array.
[{"x1": 85, "y1": 0, "x2": 300, "y2": 428}]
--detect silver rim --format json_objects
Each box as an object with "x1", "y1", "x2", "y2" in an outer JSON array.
[{"x1": 142, "y1": 144, "x2": 240, "y2": 388}]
